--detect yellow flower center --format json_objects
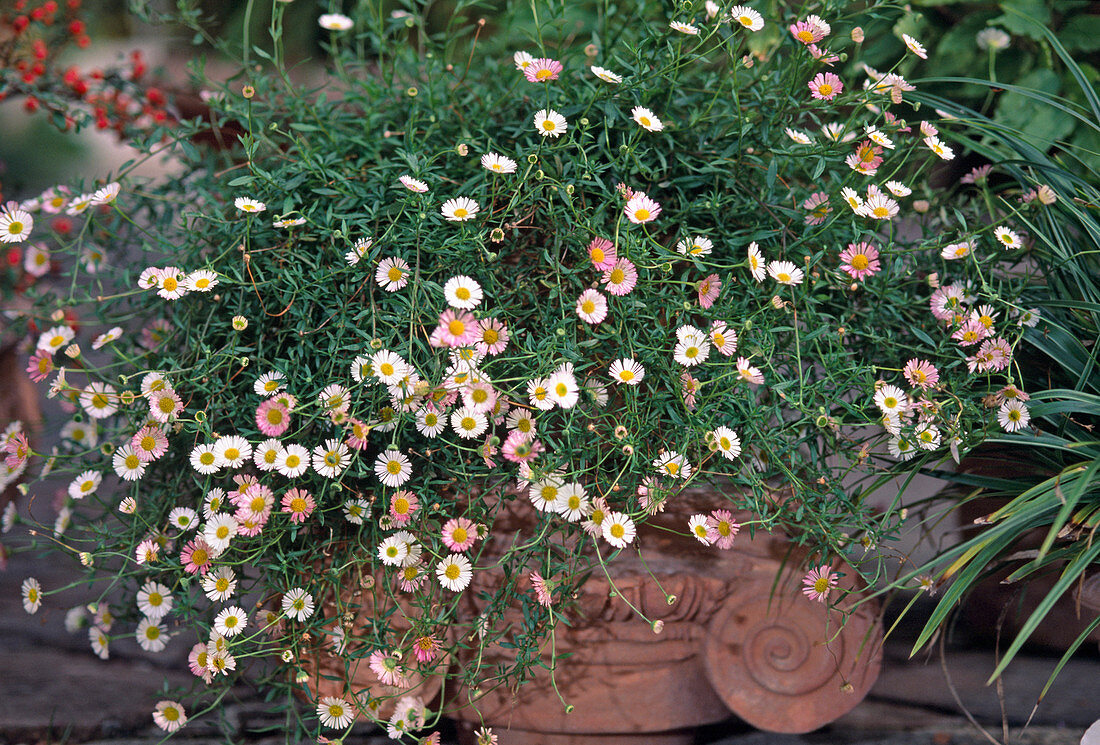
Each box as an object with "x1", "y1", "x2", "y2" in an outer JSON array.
[
  {"x1": 92, "y1": 393, "x2": 109, "y2": 408},
  {"x1": 581, "y1": 300, "x2": 596, "y2": 314},
  {"x1": 542, "y1": 120, "x2": 556, "y2": 131},
  {"x1": 7, "y1": 221, "x2": 24, "y2": 235},
  {"x1": 591, "y1": 248, "x2": 605, "y2": 263},
  {"x1": 448, "y1": 319, "x2": 466, "y2": 336},
  {"x1": 455, "y1": 286, "x2": 471, "y2": 300},
  {"x1": 387, "y1": 460, "x2": 402, "y2": 474},
  {"x1": 619, "y1": 370, "x2": 635, "y2": 381},
  {"x1": 125, "y1": 454, "x2": 141, "y2": 469},
  {"x1": 610, "y1": 523, "x2": 625, "y2": 539},
  {"x1": 445, "y1": 564, "x2": 461, "y2": 580},
  {"x1": 452, "y1": 527, "x2": 468, "y2": 543},
  {"x1": 535, "y1": 69, "x2": 553, "y2": 80},
  {"x1": 224, "y1": 448, "x2": 240, "y2": 461},
  {"x1": 633, "y1": 208, "x2": 650, "y2": 221},
  {"x1": 453, "y1": 208, "x2": 468, "y2": 218},
  {"x1": 461, "y1": 416, "x2": 476, "y2": 431},
  {"x1": 851, "y1": 254, "x2": 869, "y2": 270},
  {"x1": 162, "y1": 277, "x2": 178, "y2": 291}
]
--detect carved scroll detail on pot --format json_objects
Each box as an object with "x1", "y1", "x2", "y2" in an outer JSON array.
[{"x1": 701, "y1": 581, "x2": 881, "y2": 734}]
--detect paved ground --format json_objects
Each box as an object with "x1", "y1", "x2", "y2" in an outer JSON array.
[{"x1": 2, "y1": 526, "x2": 1097, "y2": 745}]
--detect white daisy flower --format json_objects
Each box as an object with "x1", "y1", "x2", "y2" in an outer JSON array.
[
  {"x1": 902, "y1": 33, "x2": 927, "y2": 59},
  {"x1": 436, "y1": 553, "x2": 473, "y2": 592},
  {"x1": 345, "y1": 237, "x2": 372, "y2": 266},
  {"x1": 677, "y1": 235, "x2": 713, "y2": 257},
  {"x1": 371, "y1": 350, "x2": 410, "y2": 386},
  {"x1": 415, "y1": 406, "x2": 446, "y2": 437},
  {"x1": 451, "y1": 405, "x2": 489, "y2": 439},
  {"x1": 653, "y1": 451, "x2": 692, "y2": 479},
  {"x1": 318, "y1": 13, "x2": 353, "y2": 31},
  {"x1": 253, "y1": 439, "x2": 281, "y2": 472},
  {"x1": 113, "y1": 445, "x2": 147, "y2": 481},
  {"x1": 168, "y1": 506, "x2": 199, "y2": 531},
  {"x1": 67, "y1": 470, "x2": 102, "y2": 500},
  {"x1": 375, "y1": 256, "x2": 410, "y2": 291},
  {"x1": 546, "y1": 368, "x2": 579, "y2": 409},
  {"x1": 747, "y1": 242, "x2": 766, "y2": 282},
  {"x1": 631, "y1": 106, "x2": 664, "y2": 132},
  {"x1": 202, "y1": 566, "x2": 238, "y2": 601},
  {"x1": 254, "y1": 371, "x2": 286, "y2": 396},
  {"x1": 378, "y1": 535, "x2": 411, "y2": 566},
  {"x1": 233, "y1": 197, "x2": 266, "y2": 213},
  {"x1": 190, "y1": 443, "x2": 221, "y2": 474},
  {"x1": 136, "y1": 618, "x2": 169, "y2": 652},
  {"x1": 730, "y1": 6, "x2": 764, "y2": 31},
  {"x1": 398, "y1": 175, "x2": 429, "y2": 193},
  {"x1": 513, "y1": 51, "x2": 535, "y2": 71},
  {"x1": 317, "y1": 697, "x2": 355, "y2": 729},
  {"x1": 994, "y1": 226, "x2": 1022, "y2": 249},
  {"x1": 137, "y1": 581, "x2": 173, "y2": 620},
  {"x1": 689, "y1": 514, "x2": 712, "y2": 544},
  {"x1": 204, "y1": 513, "x2": 238, "y2": 554},
  {"x1": 0, "y1": 203, "x2": 33, "y2": 243},
  {"x1": 784, "y1": 128, "x2": 811, "y2": 144},
  {"x1": 997, "y1": 400, "x2": 1030, "y2": 432},
  {"x1": 529, "y1": 475, "x2": 565, "y2": 512},
  {"x1": 480, "y1": 152, "x2": 518, "y2": 174},
  {"x1": 669, "y1": 20, "x2": 700, "y2": 34},
  {"x1": 312, "y1": 439, "x2": 350, "y2": 478},
  {"x1": 443, "y1": 275, "x2": 484, "y2": 309},
  {"x1": 533, "y1": 109, "x2": 568, "y2": 138},
  {"x1": 282, "y1": 588, "x2": 315, "y2": 621},
  {"x1": 873, "y1": 384, "x2": 909, "y2": 415},
  {"x1": 591, "y1": 66, "x2": 623, "y2": 83},
  {"x1": 609, "y1": 358, "x2": 645, "y2": 385},
  {"x1": 38, "y1": 324, "x2": 75, "y2": 354},
  {"x1": 213, "y1": 435, "x2": 252, "y2": 469},
  {"x1": 601, "y1": 511, "x2": 636, "y2": 548},
  {"x1": 441, "y1": 196, "x2": 479, "y2": 222},
  {"x1": 90, "y1": 182, "x2": 120, "y2": 205},
  {"x1": 556, "y1": 482, "x2": 590, "y2": 522},
  {"x1": 767, "y1": 260, "x2": 805, "y2": 286},
  {"x1": 375, "y1": 449, "x2": 412, "y2": 487},
  {"x1": 213, "y1": 606, "x2": 248, "y2": 637}
]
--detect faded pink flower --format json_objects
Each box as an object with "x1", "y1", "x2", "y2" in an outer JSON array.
[
  {"x1": 530, "y1": 571, "x2": 552, "y2": 607},
  {"x1": 441, "y1": 517, "x2": 478, "y2": 552},
  {"x1": 255, "y1": 399, "x2": 291, "y2": 437},
  {"x1": 802, "y1": 565, "x2": 838, "y2": 602},
  {"x1": 524, "y1": 57, "x2": 563, "y2": 83},
  {"x1": 903, "y1": 359, "x2": 939, "y2": 389},
  {"x1": 839, "y1": 242, "x2": 881, "y2": 281},
  {"x1": 587, "y1": 237, "x2": 617, "y2": 270},
  {"x1": 602, "y1": 258, "x2": 638, "y2": 296},
  {"x1": 697, "y1": 274, "x2": 721, "y2": 309},
  {"x1": 808, "y1": 72, "x2": 842, "y2": 101}
]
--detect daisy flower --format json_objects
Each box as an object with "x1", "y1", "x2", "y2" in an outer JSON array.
[
  {"x1": 874, "y1": 384, "x2": 909, "y2": 416},
  {"x1": 201, "y1": 566, "x2": 237, "y2": 601},
  {"x1": 23, "y1": 243, "x2": 50, "y2": 277},
  {"x1": 677, "y1": 235, "x2": 713, "y2": 257},
  {"x1": 136, "y1": 618, "x2": 169, "y2": 652},
  {"x1": 609, "y1": 358, "x2": 645, "y2": 385},
  {"x1": 790, "y1": 19, "x2": 826, "y2": 44},
  {"x1": 441, "y1": 517, "x2": 478, "y2": 552},
  {"x1": 706, "y1": 509, "x2": 740, "y2": 549},
  {"x1": 839, "y1": 242, "x2": 881, "y2": 280},
  {"x1": 451, "y1": 406, "x2": 489, "y2": 439},
  {"x1": 768, "y1": 260, "x2": 804, "y2": 286},
  {"x1": 234, "y1": 197, "x2": 265, "y2": 213},
  {"x1": 368, "y1": 649, "x2": 409, "y2": 688},
  {"x1": 90, "y1": 627, "x2": 110, "y2": 660},
  {"x1": 437, "y1": 553, "x2": 473, "y2": 591},
  {"x1": 132, "y1": 425, "x2": 169, "y2": 462},
  {"x1": 924, "y1": 136, "x2": 955, "y2": 160},
  {"x1": 378, "y1": 535, "x2": 411, "y2": 566},
  {"x1": 148, "y1": 388, "x2": 183, "y2": 422},
  {"x1": 602, "y1": 257, "x2": 638, "y2": 295},
  {"x1": 344, "y1": 498, "x2": 369, "y2": 524},
  {"x1": 281, "y1": 488, "x2": 315, "y2": 523},
  {"x1": 994, "y1": 226, "x2": 1022, "y2": 250},
  {"x1": 275, "y1": 443, "x2": 309, "y2": 478},
  {"x1": 631, "y1": 106, "x2": 664, "y2": 132},
  {"x1": 113, "y1": 444, "x2": 147, "y2": 481},
  {"x1": 441, "y1": 197, "x2": 479, "y2": 222},
  {"x1": 317, "y1": 697, "x2": 355, "y2": 729},
  {"x1": 654, "y1": 451, "x2": 692, "y2": 479},
  {"x1": 313, "y1": 439, "x2": 350, "y2": 478},
  {"x1": 414, "y1": 405, "x2": 445, "y2": 438},
  {"x1": 345, "y1": 237, "x2": 372, "y2": 265},
  {"x1": 524, "y1": 57, "x2": 563, "y2": 83},
  {"x1": 602, "y1": 511, "x2": 636, "y2": 548},
  {"x1": 808, "y1": 72, "x2": 842, "y2": 101},
  {"x1": 576, "y1": 288, "x2": 609, "y2": 324},
  {"x1": 254, "y1": 371, "x2": 285, "y2": 396},
  {"x1": 903, "y1": 359, "x2": 940, "y2": 389},
  {"x1": 184, "y1": 269, "x2": 218, "y2": 292},
  {"x1": 375, "y1": 449, "x2": 412, "y2": 487},
  {"x1": 689, "y1": 515, "x2": 712, "y2": 544},
  {"x1": 624, "y1": 193, "x2": 661, "y2": 224},
  {"x1": 153, "y1": 701, "x2": 187, "y2": 733},
  {"x1": 711, "y1": 427, "x2": 742, "y2": 460},
  {"x1": 556, "y1": 482, "x2": 589, "y2": 522},
  {"x1": 902, "y1": 33, "x2": 927, "y2": 59},
  {"x1": 444, "y1": 275, "x2": 483, "y2": 309},
  {"x1": 998, "y1": 400, "x2": 1030, "y2": 432},
  {"x1": 273, "y1": 215, "x2": 306, "y2": 228},
  {"x1": 591, "y1": 66, "x2": 623, "y2": 83},
  {"x1": 168, "y1": 506, "x2": 199, "y2": 531},
  {"x1": 0, "y1": 203, "x2": 33, "y2": 243},
  {"x1": 318, "y1": 13, "x2": 353, "y2": 31},
  {"x1": 533, "y1": 109, "x2": 568, "y2": 138},
  {"x1": 282, "y1": 588, "x2": 314, "y2": 622},
  {"x1": 730, "y1": 6, "x2": 764, "y2": 31},
  {"x1": 66, "y1": 193, "x2": 93, "y2": 215},
  {"x1": 514, "y1": 50, "x2": 535, "y2": 70},
  {"x1": 528, "y1": 377, "x2": 554, "y2": 411},
  {"x1": 476, "y1": 317, "x2": 510, "y2": 356},
  {"x1": 398, "y1": 175, "x2": 429, "y2": 193},
  {"x1": 137, "y1": 581, "x2": 173, "y2": 620},
  {"x1": 747, "y1": 242, "x2": 766, "y2": 282},
  {"x1": 431, "y1": 309, "x2": 478, "y2": 347},
  {"x1": 68, "y1": 470, "x2": 102, "y2": 500},
  {"x1": 697, "y1": 274, "x2": 721, "y2": 309},
  {"x1": 860, "y1": 192, "x2": 899, "y2": 220},
  {"x1": 674, "y1": 333, "x2": 711, "y2": 367},
  {"x1": 736, "y1": 357, "x2": 764, "y2": 384},
  {"x1": 669, "y1": 20, "x2": 699, "y2": 35},
  {"x1": 802, "y1": 565, "x2": 838, "y2": 602},
  {"x1": 941, "y1": 240, "x2": 972, "y2": 260},
  {"x1": 546, "y1": 368, "x2": 579, "y2": 409},
  {"x1": 481, "y1": 152, "x2": 518, "y2": 174},
  {"x1": 885, "y1": 180, "x2": 911, "y2": 197},
  {"x1": 255, "y1": 400, "x2": 290, "y2": 437},
  {"x1": 212, "y1": 435, "x2": 251, "y2": 469},
  {"x1": 21, "y1": 577, "x2": 42, "y2": 614},
  {"x1": 587, "y1": 236, "x2": 617, "y2": 269},
  {"x1": 915, "y1": 423, "x2": 941, "y2": 450},
  {"x1": 79, "y1": 381, "x2": 119, "y2": 421},
  {"x1": 785, "y1": 128, "x2": 811, "y2": 144},
  {"x1": 864, "y1": 126, "x2": 895, "y2": 149},
  {"x1": 802, "y1": 193, "x2": 831, "y2": 225}
]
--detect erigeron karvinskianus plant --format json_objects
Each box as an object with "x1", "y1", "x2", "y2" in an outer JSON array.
[{"x1": 0, "y1": 0, "x2": 1049, "y2": 738}]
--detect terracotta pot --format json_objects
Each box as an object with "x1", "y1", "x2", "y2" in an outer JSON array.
[
  {"x1": 302, "y1": 488, "x2": 882, "y2": 743},
  {"x1": 0, "y1": 340, "x2": 40, "y2": 508}
]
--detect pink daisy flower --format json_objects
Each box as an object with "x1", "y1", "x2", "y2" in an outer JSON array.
[
  {"x1": 929, "y1": 284, "x2": 967, "y2": 323},
  {"x1": 802, "y1": 192, "x2": 831, "y2": 225},
  {"x1": 368, "y1": 649, "x2": 409, "y2": 688},
  {"x1": 696, "y1": 273, "x2": 721, "y2": 309},
  {"x1": 26, "y1": 349, "x2": 54, "y2": 383},
  {"x1": 808, "y1": 72, "x2": 843, "y2": 101},
  {"x1": 501, "y1": 430, "x2": 544, "y2": 464},
  {"x1": 706, "y1": 509, "x2": 740, "y2": 549},
  {"x1": 839, "y1": 242, "x2": 881, "y2": 280},
  {"x1": 524, "y1": 57, "x2": 563, "y2": 83},
  {"x1": 530, "y1": 571, "x2": 552, "y2": 607},
  {"x1": 430, "y1": 309, "x2": 478, "y2": 347},
  {"x1": 602, "y1": 258, "x2": 638, "y2": 296},
  {"x1": 345, "y1": 418, "x2": 371, "y2": 450},
  {"x1": 587, "y1": 237, "x2": 617, "y2": 270},
  {"x1": 413, "y1": 635, "x2": 442, "y2": 664},
  {"x1": 903, "y1": 359, "x2": 939, "y2": 389},
  {"x1": 680, "y1": 372, "x2": 700, "y2": 411},
  {"x1": 710, "y1": 320, "x2": 738, "y2": 356},
  {"x1": 480, "y1": 435, "x2": 497, "y2": 468},
  {"x1": 389, "y1": 490, "x2": 420, "y2": 525},
  {"x1": 802, "y1": 565, "x2": 839, "y2": 602},
  {"x1": 624, "y1": 192, "x2": 661, "y2": 224},
  {"x1": 255, "y1": 399, "x2": 291, "y2": 437},
  {"x1": 475, "y1": 317, "x2": 510, "y2": 356},
  {"x1": 281, "y1": 488, "x2": 316, "y2": 524},
  {"x1": 131, "y1": 425, "x2": 169, "y2": 463},
  {"x1": 790, "y1": 20, "x2": 826, "y2": 45},
  {"x1": 576, "y1": 288, "x2": 609, "y2": 324},
  {"x1": 952, "y1": 318, "x2": 989, "y2": 346},
  {"x1": 180, "y1": 538, "x2": 215, "y2": 575},
  {"x1": 441, "y1": 517, "x2": 478, "y2": 552}
]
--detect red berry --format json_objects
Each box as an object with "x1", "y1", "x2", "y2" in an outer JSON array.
[
  {"x1": 23, "y1": 96, "x2": 38, "y2": 112},
  {"x1": 75, "y1": 34, "x2": 89, "y2": 47},
  {"x1": 52, "y1": 217, "x2": 72, "y2": 234},
  {"x1": 6, "y1": 248, "x2": 21, "y2": 267},
  {"x1": 12, "y1": 15, "x2": 29, "y2": 33},
  {"x1": 33, "y1": 39, "x2": 47, "y2": 59},
  {"x1": 30, "y1": 6, "x2": 45, "y2": 20},
  {"x1": 68, "y1": 19, "x2": 84, "y2": 35}
]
